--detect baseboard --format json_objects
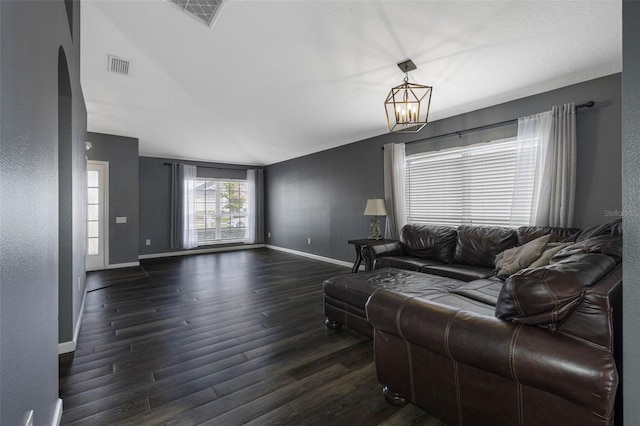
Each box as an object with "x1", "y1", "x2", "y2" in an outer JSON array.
[
  {"x1": 52, "y1": 398, "x2": 63, "y2": 426},
  {"x1": 105, "y1": 261, "x2": 140, "y2": 269},
  {"x1": 139, "y1": 244, "x2": 265, "y2": 260},
  {"x1": 265, "y1": 245, "x2": 356, "y2": 269},
  {"x1": 87, "y1": 261, "x2": 141, "y2": 272},
  {"x1": 58, "y1": 290, "x2": 87, "y2": 354},
  {"x1": 58, "y1": 340, "x2": 76, "y2": 354}
]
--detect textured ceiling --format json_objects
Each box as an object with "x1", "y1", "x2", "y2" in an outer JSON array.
[{"x1": 81, "y1": 0, "x2": 622, "y2": 166}]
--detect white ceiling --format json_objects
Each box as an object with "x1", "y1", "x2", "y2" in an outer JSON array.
[{"x1": 81, "y1": 0, "x2": 622, "y2": 166}]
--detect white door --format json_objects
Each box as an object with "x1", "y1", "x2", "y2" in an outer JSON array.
[{"x1": 86, "y1": 161, "x2": 109, "y2": 271}]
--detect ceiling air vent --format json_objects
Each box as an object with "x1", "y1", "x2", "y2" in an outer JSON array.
[
  {"x1": 165, "y1": 0, "x2": 225, "y2": 27},
  {"x1": 108, "y1": 55, "x2": 130, "y2": 75}
]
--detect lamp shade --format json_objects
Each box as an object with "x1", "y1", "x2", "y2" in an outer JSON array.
[{"x1": 363, "y1": 199, "x2": 388, "y2": 216}]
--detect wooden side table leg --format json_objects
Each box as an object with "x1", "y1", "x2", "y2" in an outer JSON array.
[
  {"x1": 351, "y1": 244, "x2": 363, "y2": 273},
  {"x1": 362, "y1": 246, "x2": 374, "y2": 271}
]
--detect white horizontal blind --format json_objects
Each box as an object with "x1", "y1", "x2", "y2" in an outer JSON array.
[{"x1": 405, "y1": 137, "x2": 537, "y2": 227}]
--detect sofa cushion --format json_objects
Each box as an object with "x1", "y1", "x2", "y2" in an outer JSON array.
[
  {"x1": 494, "y1": 234, "x2": 550, "y2": 278},
  {"x1": 453, "y1": 225, "x2": 518, "y2": 267},
  {"x1": 323, "y1": 268, "x2": 464, "y2": 311},
  {"x1": 565, "y1": 219, "x2": 622, "y2": 243},
  {"x1": 420, "y1": 264, "x2": 495, "y2": 282},
  {"x1": 495, "y1": 253, "x2": 617, "y2": 329},
  {"x1": 400, "y1": 224, "x2": 457, "y2": 263},
  {"x1": 375, "y1": 256, "x2": 443, "y2": 272},
  {"x1": 449, "y1": 278, "x2": 503, "y2": 306},
  {"x1": 552, "y1": 235, "x2": 622, "y2": 264},
  {"x1": 517, "y1": 226, "x2": 580, "y2": 245}
]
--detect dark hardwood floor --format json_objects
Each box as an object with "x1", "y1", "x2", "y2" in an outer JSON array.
[{"x1": 59, "y1": 248, "x2": 443, "y2": 425}]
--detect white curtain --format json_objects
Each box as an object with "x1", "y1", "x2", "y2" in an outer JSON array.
[
  {"x1": 182, "y1": 164, "x2": 198, "y2": 249},
  {"x1": 542, "y1": 103, "x2": 576, "y2": 227},
  {"x1": 510, "y1": 110, "x2": 553, "y2": 227},
  {"x1": 384, "y1": 143, "x2": 407, "y2": 240},
  {"x1": 513, "y1": 103, "x2": 576, "y2": 227},
  {"x1": 244, "y1": 169, "x2": 257, "y2": 244}
]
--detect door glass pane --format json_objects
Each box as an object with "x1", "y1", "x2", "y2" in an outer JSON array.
[
  {"x1": 87, "y1": 237, "x2": 99, "y2": 255},
  {"x1": 88, "y1": 221, "x2": 99, "y2": 238},
  {"x1": 87, "y1": 204, "x2": 99, "y2": 221},
  {"x1": 88, "y1": 187, "x2": 99, "y2": 204},
  {"x1": 87, "y1": 170, "x2": 99, "y2": 187}
]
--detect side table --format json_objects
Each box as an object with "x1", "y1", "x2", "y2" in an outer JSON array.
[{"x1": 347, "y1": 238, "x2": 396, "y2": 273}]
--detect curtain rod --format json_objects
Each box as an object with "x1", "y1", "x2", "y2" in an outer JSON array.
[
  {"x1": 390, "y1": 101, "x2": 595, "y2": 148},
  {"x1": 163, "y1": 162, "x2": 260, "y2": 171}
]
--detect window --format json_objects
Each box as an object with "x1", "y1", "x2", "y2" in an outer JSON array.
[
  {"x1": 195, "y1": 178, "x2": 248, "y2": 245},
  {"x1": 405, "y1": 137, "x2": 537, "y2": 227}
]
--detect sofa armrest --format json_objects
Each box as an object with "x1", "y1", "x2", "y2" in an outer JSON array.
[
  {"x1": 366, "y1": 242, "x2": 405, "y2": 258},
  {"x1": 556, "y1": 265, "x2": 621, "y2": 350},
  {"x1": 361, "y1": 242, "x2": 404, "y2": 271},
  {"x1": 366, "y1": 290, "x2": 618, "y2": 417}
]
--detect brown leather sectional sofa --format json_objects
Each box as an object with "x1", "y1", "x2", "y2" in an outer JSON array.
[{"x1": 323, "y1": 220, "x2": 622, "y2": 425}]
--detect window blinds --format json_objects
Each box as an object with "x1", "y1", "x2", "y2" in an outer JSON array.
[{"x1": 405, "y1": 138, "x2": 536, "y2": 227}]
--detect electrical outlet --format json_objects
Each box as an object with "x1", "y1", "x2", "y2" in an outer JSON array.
[
  {"x1": 307, "y1": 237, "x2": 311, "y2": 244},
  {"x1": 25, "y1": 410, "x2": 33, "y2": 426},
  {"x1": 145, "y1": 239, "x2": 151, "y2": 246},
  {"x1": 267, "y1": 232, "x2": 271, "y2": 238},
  {"x1": 77, "y1": 276, "x2": 81, "y2": 291}
]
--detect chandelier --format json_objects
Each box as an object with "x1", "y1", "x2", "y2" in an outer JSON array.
[{"x1": 384, "y1": 59, "x2": 432, "y2": 133}]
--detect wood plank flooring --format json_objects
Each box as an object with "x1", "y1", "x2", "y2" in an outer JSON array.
[{"x1": 59, "y1": 248, "x2": 443, "y2": 425}]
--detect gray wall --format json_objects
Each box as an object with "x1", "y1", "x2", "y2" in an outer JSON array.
[
  {"x1": 139, "y1": 156, "x2": 256, "y2": 255},
  {"x1": 265, "y1": 74, "x2": 622, "y2": 264},
  {"x1": 265, "y1": 140, "x2": 384, "y2": 263},
  {"x1": 622, "y1": 1, "x2": 640, "y2": 424},
  {"x1": 57, "y1": 46, "x2": 88, "y2": 346},
  {"x1": 0, "y1": 0, "x2": 86, "y2": 424},
  {"x1": 87, "y1": 132, "x2": 140, "y2": 266}
]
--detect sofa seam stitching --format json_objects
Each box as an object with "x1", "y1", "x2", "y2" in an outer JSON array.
[
  {"x1": 443, "y1": 312, "x2": 463, "y2": 424},
  {"x1": 395, "y1": 297, "x2": 416, "y2": 402},
  {"x1": 509, "y1": 325, "x2": 524, "y2": 426}
]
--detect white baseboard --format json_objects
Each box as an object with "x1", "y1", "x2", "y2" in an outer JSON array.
[
  {"x1": 52, "y1": 398, "x2": 63, "y2": 426},
  {"x1": 139, "y1": 244, "x2": 265, "y2": 260},
  {"x1": 105, "y1": 261, "x2": 140, "y2": 269},
  {"x1": 87, "y1": 261, "x2": 141, "y2": 272},
  {"x1": 58, "y1": 340, "x2": 76, "y2": 354},
  {"x1": 265, "y1": 245, "x2": 356, "y2": 269},
  {"x1": 58, "y1": 289, "x2": 87, "y2": 354}
]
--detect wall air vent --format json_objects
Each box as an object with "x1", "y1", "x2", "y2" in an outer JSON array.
[
  {"x1": 165, "y1": 0, "x2": 225, "y2": 27},
  {"x1": 108, "y1": 55, "x2": 130, "y2": 75}
]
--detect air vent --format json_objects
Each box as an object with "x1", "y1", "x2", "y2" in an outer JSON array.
[
  {"x1": 165, "y1": 0, "x2": 225, "y2": 27},
  {"x1": 108, "y1": 55, "x2": 130, "y2": 75}
]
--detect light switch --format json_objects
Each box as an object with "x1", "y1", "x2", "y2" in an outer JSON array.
[{"x1": 116, "y1": 216, "x2": 127, "y2": 224}]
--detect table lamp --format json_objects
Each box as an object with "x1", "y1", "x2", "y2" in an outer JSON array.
[{"x1": 363, "y1": 198, "x2": 388, "y2": 240}]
